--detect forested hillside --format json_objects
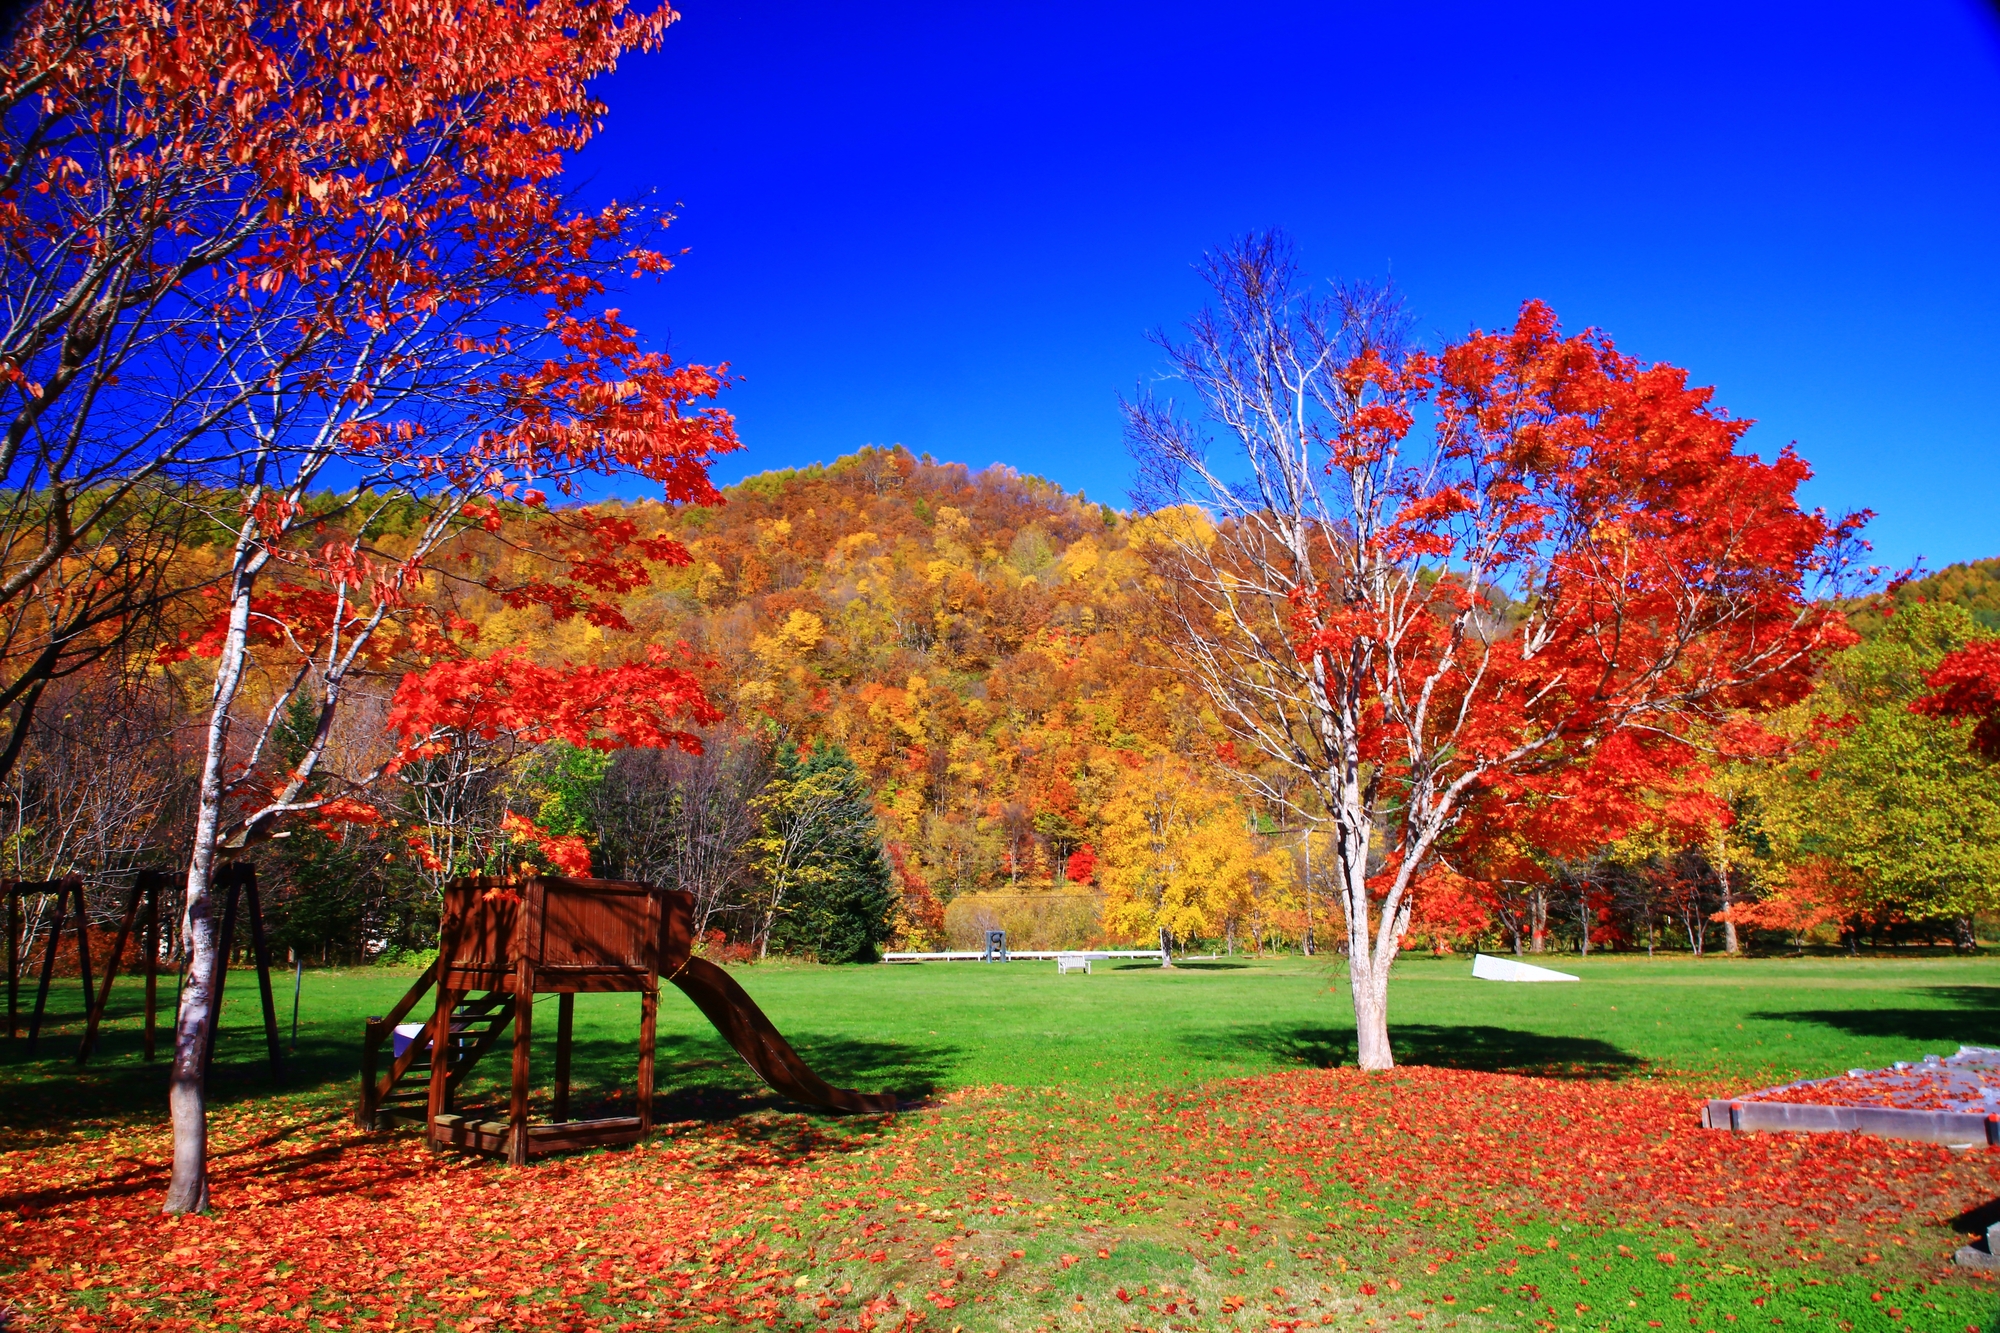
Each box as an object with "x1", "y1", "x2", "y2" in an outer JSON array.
[
  {"x1": 13, "y1": 446, "x2": 2000, "y2": 969},
  {"x1": 1846, "y1": 557, "x2": 2000, "y2": 637},
  {"x1": 7, "y1": 447, "x2": 1301, "y2": 964},
  {"x1": 441, "y1": 446, "x2": 1269, "y2": 952}
]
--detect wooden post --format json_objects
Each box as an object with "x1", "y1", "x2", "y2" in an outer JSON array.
[
  {"x1": 360, "y1": 1011, "x2": 382, "y2": 1129},
  {"x1": 426, "y1": 884, "x2": 466, "y2": 1139},
  {"x1": 80, "y1": 874, "x2": 147, "y2": 1061},
  {"x1": 508, "y1": 971, "x2": 534, "y2": 1165},
  {"x1": 243, "y1": 869, "x2": 283, "y2": 1080},
  {"x1": 508, "y1": 881, "x2": 537, "y2": 1166},
  {"x1": 201, "y1": 866, "x2": 242, "y2": 1078},
  {"x1": 552, "y1": 991, "x2": 574, "y2": 1124},
  {"x1": 68, "y1": 878, "x2": 91, "y2": 1040},
  {"x1": 637, "y1": 985, "x2": 657, "y2": 1134},
  {"x1": 143, "y1": 871, "x2": 160, "y2": 1061},
  {"x1": 425, "y1": 982, "x2": 455, "y2": 1135}
]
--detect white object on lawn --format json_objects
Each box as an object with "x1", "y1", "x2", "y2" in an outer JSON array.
[
  {"x1": 1055, "y1": 954, "x2": 1092, "y2": 975},
  {"x1": 391, "y1": 1021, "x2": 428, "y2": 1059},
  {"x1": 1472, "y1": 953, "x2": 1579, "y2": 983}
]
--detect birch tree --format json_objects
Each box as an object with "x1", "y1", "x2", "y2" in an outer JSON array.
[{"x1": 107, "y1": 0, "x2": 743, "y2": 1212}]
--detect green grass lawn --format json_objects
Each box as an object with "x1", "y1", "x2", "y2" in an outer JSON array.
[
  {"x1": 5, "y1": 951, "x2": 2000, "y2": 1332},
  {"x1": 9, "y1": 951, "x2": 1998, "y2": 1122}
]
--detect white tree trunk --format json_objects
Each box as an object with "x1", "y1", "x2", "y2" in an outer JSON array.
[
  {"x1": 1717, "y1": 848, "x2": 1739, "y2": 955},
  {"x1": 1299, "y1": 829, "x2": 1313, "y2": 956},
  {"x1": 1338, "y1": 809, "x2": 1396, "y2": 1071},
  {"x1": 1351, "y1": 960, "x2": 1393, "y2": 1071},
  {"x1": 164, "y1": 551, "x2": 259, "y2": 1214}
]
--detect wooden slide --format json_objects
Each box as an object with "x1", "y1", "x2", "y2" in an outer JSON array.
[{"x1": 668, "y1": 956, "x2": 898, "y2": 1115}]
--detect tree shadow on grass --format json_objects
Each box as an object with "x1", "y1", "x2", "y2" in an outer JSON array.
[
  {"x1": 1750, "y1": 986, "x2": 2000, "y2": 1045},
  {"x1": 0, "y1": 1011, "x2": 955, "y2": 1136},
  {"x1": 0, "y1": 1028, "x2": 942, "y2": 1215},
  {"x1": 422, "y1": 1029, "x2": 955, "y2": 1128},
  {"x1": 1198, "y1": 1022, "x2": 1643, "y2": 1080},
  {"x1": 0, "y1": 1029, "x2": 354, "y2": 1139}
]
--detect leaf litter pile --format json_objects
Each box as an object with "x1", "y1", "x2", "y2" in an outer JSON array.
[
  {"x1": 1738, "y1": 1047, "x2": 2000, "y2": 1116},
  {"x1": 5, "y1": 1068, "x2": 1998, "y2": 1332}
]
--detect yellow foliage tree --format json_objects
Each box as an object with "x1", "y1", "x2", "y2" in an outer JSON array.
[{"x1": 1097, "y1": 754, "x2": 1284, "y2": 947}]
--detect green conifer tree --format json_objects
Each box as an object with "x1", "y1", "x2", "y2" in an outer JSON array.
[{"x1": 754, "y1": 740, "x2": 893, "y2": 963}]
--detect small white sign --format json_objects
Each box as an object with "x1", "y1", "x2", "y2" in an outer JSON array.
[{"x1": 1472, "y1": 953, "x2": 1580, "y2": 983}]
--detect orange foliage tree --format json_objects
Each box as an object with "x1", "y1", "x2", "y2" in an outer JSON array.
[
  {"x1": 1125, "y1": 234, "x2": 1866, "y2": 1069},
  {"x1": 27, "y1": 0, "x2": 748, "y2": 1212},
  {"x1": 1712, "y1": 856, "x2": 1857, "y2": 954}
]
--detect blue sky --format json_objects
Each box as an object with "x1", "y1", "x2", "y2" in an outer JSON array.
[{"x1": 576, "y1": 0, "x2": 2000, "y2": 572}]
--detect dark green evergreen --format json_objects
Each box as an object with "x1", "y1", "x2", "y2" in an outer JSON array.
[{"x1": 764, "y1": 740, "x2": 894, "y2": 964}]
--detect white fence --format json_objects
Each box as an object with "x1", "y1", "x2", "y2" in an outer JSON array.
[{"x1": 882, "y1": 949, "x2": 1167, "y2": 964}]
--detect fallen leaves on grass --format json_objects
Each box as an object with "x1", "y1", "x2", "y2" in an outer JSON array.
[
  {"x1": 1, "y1": 1100, "x2": 889, "y2": 1331},
  {"x1": 5, "y1": 1068, "x2": 1998, "y2": 1331}
]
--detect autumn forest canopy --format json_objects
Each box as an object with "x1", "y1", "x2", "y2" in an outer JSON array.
[{"x1": 16, "y1": 444, "x2": 2000, "y2": 974}]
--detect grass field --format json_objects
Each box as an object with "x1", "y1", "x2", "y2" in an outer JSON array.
[
  {"x1": 4, "y1": 952, "x2": 2000, "y2": 1331},
  {"x1": 12, "y1": 951, "x2": 2000, "y2": 1116}
]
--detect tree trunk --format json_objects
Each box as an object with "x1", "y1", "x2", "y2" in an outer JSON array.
[
  {"x1": 164, "y1": 546, "x2": 260, "y2": 1214},
  {"x1": 1300, "y1": 831, "x2": 1313, "y2": 956},
  {"x1": 1344, "y1": 833, "x2": 1395, "y2": 1070},
  {"x1": 1350, "y1": 956, "x2": 1392, "y2": 1070},
  {"x1": 1717, "y1": 852, "x2": 1739, "y2": 955},
  {"x1": 1529, "y1": 888, "x2": 1547, "y2": 953},
  {"x1": 164, "y1": 801, "x2": 223, "y2": 1214},
  {"x1": 757, "y1": 870, "x2": 788, "y2": 960}
]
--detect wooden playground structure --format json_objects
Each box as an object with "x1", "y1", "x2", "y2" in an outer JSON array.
[{"x1": 357, "y1": 875, "x2": 895, "y2": 1163}]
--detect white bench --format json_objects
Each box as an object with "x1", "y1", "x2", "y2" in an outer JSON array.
[{"x1": 1055, "y1": 954, "x2": 1092, "y2": 975}]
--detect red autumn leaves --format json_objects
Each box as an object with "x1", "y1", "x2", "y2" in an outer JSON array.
[
  {"x1": 1308, "y1": 300, "x2": 1857, "y2": 831},
  {"x1": 384, "y1": 646, "x2": 719, "y2": 763},
  {"x1": 1913, "y1": 637, "x2": 2000, "y2": 760},
  {"x1": 9, "y1": 1067, "x2": 1996, "y2": 1332},
  {"x1": 1, "y1": 1100, "x2": 859, "y2": 1331}
]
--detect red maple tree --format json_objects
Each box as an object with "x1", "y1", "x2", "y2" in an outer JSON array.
[
  {"x1": 10, "y1": 0, "x2": 746, "y2": 1212},
  {"x1": 1127, "y1": 234, "x2": 1868, "y2": 1068},
  {"x1": 1912, "y1": 637, "x2": 2000, "y2": 758}
]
